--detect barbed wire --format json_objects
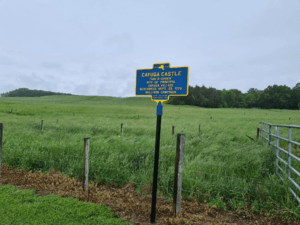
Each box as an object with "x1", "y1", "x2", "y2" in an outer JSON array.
[
  {"x1": 2, "y1": 147, "x2": 278, "y2": 169},
  {"x1": 183, "y1": 170, "x2": 285, "y2": 188},
  {"x1": 2, "y1": 155, "x2": 288, "y2": 197},
  {"x1": 2, "y1": 148, "x2": 176, "y2": 162},
  {"x1": 90, "y1": 147, "x2": 176, "y2": 156},
  {"x1": 3, "y1": 158, "x2": 292, "y2": 224},
  {"x1": 54, "y1": 172, "x2": 149, "y2": 188},
  {"x1": 88, "y1": 165, "x2": 147, "y2": 174},
  {"x1": 1, "y1": 152, "x2": 176, "y2": 170},
  {"x1": 3, "y1": 149, "x2": 83, "y2": 159},
  {"x1": 1, "y1": 151, "x2": 282, "y2": 184},
  {"x1": 2, "y1": 154, "x2": 290, "y2": 193},
  {"x1": 1, "y1": 155, "x2": 82, "y2": 167},
  {"x1": 2, "y1": 153, "x2": 298, "y2": 220},
  {"x1": 1, "y1": 146, "x2": 285, "y2": 180},
  {"x1": 181, "y1": 188, "x2": 285, "y2": 212},
  {"x1": 182, "y1": 177, "x2": 287, "y2": 199},
  {"x1": 1, "y1": 155, "x2": 154, "y2": 176},
  {"x1": 184, "y1": 163, "x2": 276, "y2": 176},
  {"x1": 75, "y1": 171, "x2": 292, "y2": 221},
  {"x1": 66, "y1": 170, "x2": 292, "y2": 213},
  {"x1": 2, "y1": 133, "x2": 297, "y2": 214}
]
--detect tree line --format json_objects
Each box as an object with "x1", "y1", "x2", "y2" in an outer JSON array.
[
  {"x1": 1, "y1": 84, "x2": 299, "y2": 110},
  {"x1": 0, "y1": 88, "x2": 73, "y2": 97},
  {"x1": 166, "y1": 83, "x2": 300, "y2": 110}
]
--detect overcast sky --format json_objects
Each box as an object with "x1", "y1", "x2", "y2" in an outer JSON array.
[{"x1": 0, "y1": 0, "x2": 299, "y2": 97}]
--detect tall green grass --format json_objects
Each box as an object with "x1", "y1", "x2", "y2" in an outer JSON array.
[{"x1": 1, "y1": 95, "x2": 300, "y2": 219}]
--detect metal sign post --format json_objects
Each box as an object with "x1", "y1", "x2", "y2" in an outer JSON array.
[
  {"x1": 151, "y1": 101, "x2": 162, "y2": 223},
  {"x1": 135, "y1": 63, "x2": 189, "y2": 223}
]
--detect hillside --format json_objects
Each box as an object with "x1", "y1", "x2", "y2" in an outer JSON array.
[{"x1": 0, "y1": 88, "x2": 73, "y2": 97}]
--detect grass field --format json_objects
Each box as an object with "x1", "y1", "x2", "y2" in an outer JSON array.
[{"x1": 0, "y1": 95, "x2": 300, "y2": 223}]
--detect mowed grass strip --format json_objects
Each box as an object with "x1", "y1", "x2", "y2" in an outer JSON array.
[{"x1": 0, "y1": 185, "x2": 133, "y2": 225}]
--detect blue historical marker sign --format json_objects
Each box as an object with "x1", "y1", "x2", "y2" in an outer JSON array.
[
  {"x1": 136, "y1": 63, "x2": 189, "y2": 103},
  {"x1": 135, "y1": 62, "x2": 189, "y2": 223}
]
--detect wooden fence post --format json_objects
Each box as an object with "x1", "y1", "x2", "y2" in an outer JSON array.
[
  {"x1": 83, "y1": 137, "x2": 90, "y2": 195},
  {"x1": 0, "y1": 123, "x2": 2, "y2": 177},
  {"x1": 41, "y1": 120, "x2": 44, "y2": 130},
  {"x1": 173, "y1": 133, "x2": 185, "y2": 217},
  {"x1": 121, "y1": 124, "x2": 123, "y2": 135},
  {"x1": 257, "y1": 128, "x2": 259, "y2": 139},
  {"x1": 172, "y1": 126, "x2": 175, "y2": 136}
]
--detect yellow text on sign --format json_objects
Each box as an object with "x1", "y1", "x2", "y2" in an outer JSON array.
[{"x1": 141, "y1": 71, "x2": 182, "y2": 77}]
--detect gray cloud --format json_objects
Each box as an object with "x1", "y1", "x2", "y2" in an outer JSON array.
[
  {"x1": 40, "y1": 62, "x2": 62, "y2": 70},
  {"x1": 0, "y1": 55, "x2": 15, "y2": 66},
  {"x1": 103, "y1": 33, "x2": 135, "y2": 56},
  {"x1": 0, "y1": 0, "x2": 299, "y2": 96}
]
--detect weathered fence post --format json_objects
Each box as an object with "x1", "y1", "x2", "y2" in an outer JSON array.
[
  {"x1": 121, "y1": 123, "x2": 123, "y2": 135},
  {"x1": 83, "y1": 137, "x2": 90, "y2": 195},
  {"x1": 262, "y1": 123, "x2": 265, "y2": 139},
  {"x1": 0, "y1": 123, "x2": 2, "y2": 177},
  {"x1": 257, "y1": 128, "x2": 259, "y2": 139},
  {"x1": 172, "y1": 126, "x2": 175, "y2": 136},
  {"x1": 199, "y1": 125, "x2": 201, "y2": 136},
  {"x1": 41, "y1": 120, "x2": 44, "y2": 131},
  {"x1": 173, "y1": 133, "x2": 185, "y2": 217}
]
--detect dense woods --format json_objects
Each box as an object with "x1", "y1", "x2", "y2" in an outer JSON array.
[
  {"x1": 166, "y1": 83, "x2": 300, "y2": 110},
  {"x1": 0, "y1": 88, "x2": 73, "y2": 98}
]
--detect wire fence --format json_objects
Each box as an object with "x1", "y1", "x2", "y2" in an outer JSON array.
[
  {"x1": 0, "y1": 122, "x2": 299, "y2": 223},
  {"x1": 2, "y1": 149, "x2": 293, "y2": 224},
  {"x1": 1, "y1": 151, "x2": 288, "y2": 206}
]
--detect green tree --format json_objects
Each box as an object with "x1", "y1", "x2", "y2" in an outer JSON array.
[
  {"x1": 245, "y1": 93, "x2": 255, "y2": 108},
  {"x1": 230, "y1": 89, "x2": 245, "y2": 108},
  {"x1": 221, "y1": 89, "x2": 236, "y2": 108},
  {"x1": 290, "y1": 83, "x2": 300, "y2": 109},
  {"x1": 247, "y1": 88, "x2": 260, "y2": 94},
  {"x1": 294, "y1": 82, "x2": 300, "y2": 90},
  {"x1": 207, "y1": 87, "x2": 222, "y2": 108},
  {"x1": 184, "y1": 85, "x2": 197, "y2": 106}
]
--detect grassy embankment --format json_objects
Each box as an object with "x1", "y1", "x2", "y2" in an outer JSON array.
[{"x1": 0, "y1": 95, "x2": 299, "y2": 223}]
